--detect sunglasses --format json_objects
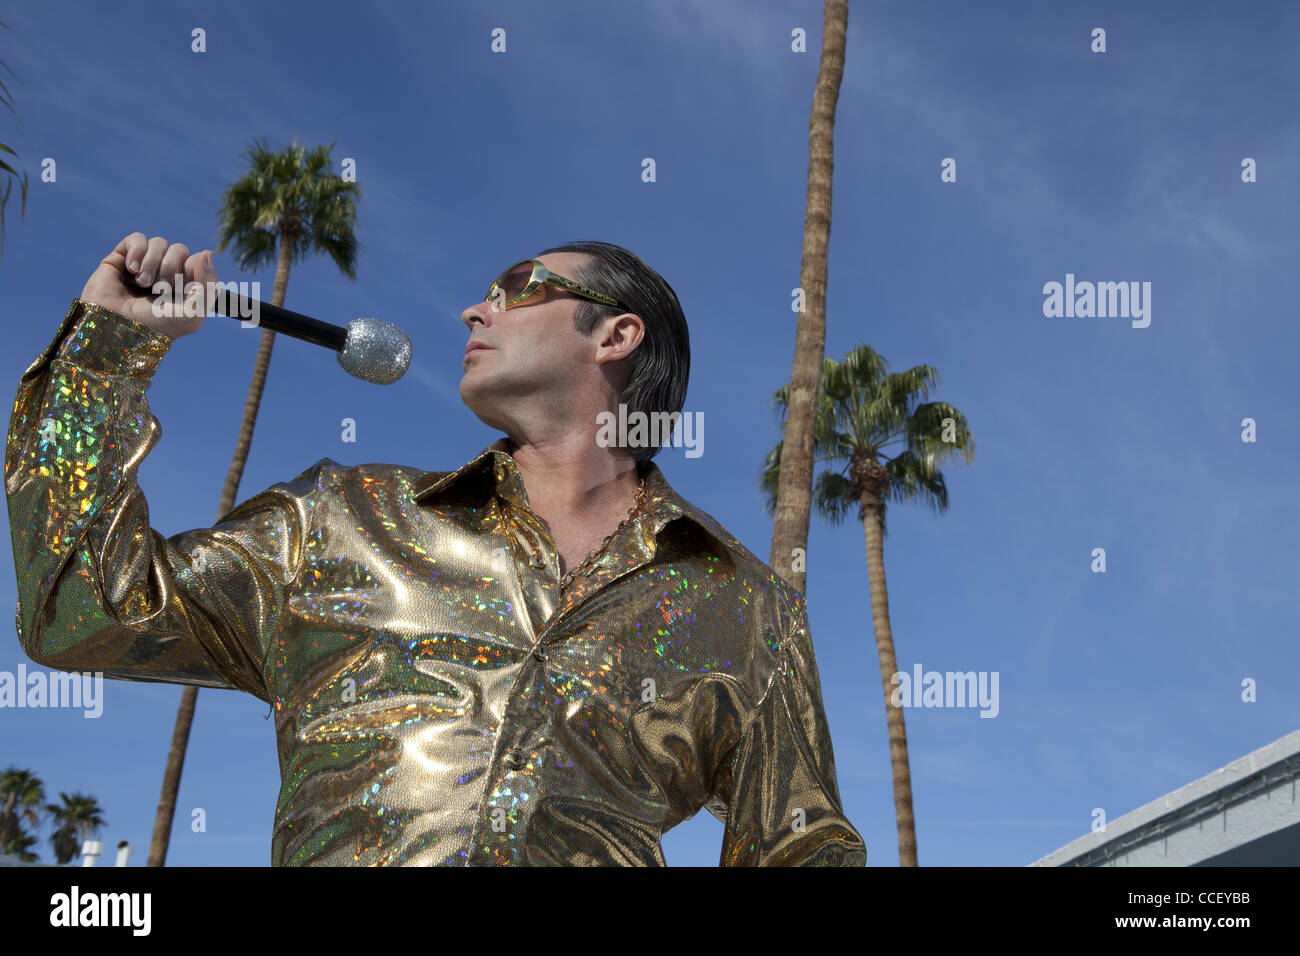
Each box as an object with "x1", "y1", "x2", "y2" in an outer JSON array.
[{"x1": 485, "y1": 259, "x2": 629, "y2": 312}]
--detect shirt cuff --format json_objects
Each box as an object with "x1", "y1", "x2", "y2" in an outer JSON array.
[{"x1": 43, "y1": 298, "x2": 174, "y2": 379}]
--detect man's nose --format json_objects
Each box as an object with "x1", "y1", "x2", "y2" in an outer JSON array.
[{"x1": 461, "y1": 301, "x2": 491, "y2": 330}]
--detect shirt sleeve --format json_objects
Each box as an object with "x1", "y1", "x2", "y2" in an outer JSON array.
[
  {"x1": 5, "y1": 298, "x2": 317, "y2": 702},
  {"x1": 708, "y1": 585, "x2": 867, "y2": 866}
]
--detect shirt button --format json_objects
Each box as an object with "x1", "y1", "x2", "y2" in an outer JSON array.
[
  {"x1": 532, "y1": 644, "x2": 548, "y2": 661},
  {"x1": 505, "y1": 749, "x2": 526, "y2": 770}
]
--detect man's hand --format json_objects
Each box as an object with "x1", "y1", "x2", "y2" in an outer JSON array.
[{"x1": 80, "y1": 233, "x2": 219, "y2": 340}]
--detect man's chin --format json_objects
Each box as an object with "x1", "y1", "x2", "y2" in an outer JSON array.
[{"x1": 458, "y1": 382, "x2": 501, "y2": 427}]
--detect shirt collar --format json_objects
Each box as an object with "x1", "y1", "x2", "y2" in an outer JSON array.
[{"x1": 411, "y1": 437, "x2": 733, "y2": 557}]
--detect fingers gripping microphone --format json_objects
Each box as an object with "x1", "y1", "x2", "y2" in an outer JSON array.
[{"x1": 119, "y1": 267, "x2": 412, "y2": 385}]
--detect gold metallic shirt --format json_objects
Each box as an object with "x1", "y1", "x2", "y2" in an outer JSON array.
[{"x1": 6, "y1": 298, "x2": 866, "y2": 867}]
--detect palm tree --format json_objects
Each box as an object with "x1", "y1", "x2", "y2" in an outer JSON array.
[
  {"x1": 0, "y1": 767, "x2": 45, "y2": 854},
  {"x1": 0, "y1": 19, "x2": 30, "y2": 260},
  {"x1": 7, "y1": 828, "x2": 40, "y2": 863},
  {"x1": 760, "y1": 345, "x2": 975, "y2": 867},
  {"x1": 146, "y1": 138, "x2": 360, "y2": 867},
  {"x1": 46, "y1": 791, "x2": 106, "y2": 864},
  {"x1": 768, "y1": 0, "x2": 848, "y2": 596}
]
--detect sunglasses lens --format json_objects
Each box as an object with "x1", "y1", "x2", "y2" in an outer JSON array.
[{"x1": 494, "y1": 262, "x2": 543, "y2": 307}]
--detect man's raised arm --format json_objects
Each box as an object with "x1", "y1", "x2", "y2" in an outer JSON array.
[{"x1": 4, "y1": 233, "x2": 315, "y2": 701}]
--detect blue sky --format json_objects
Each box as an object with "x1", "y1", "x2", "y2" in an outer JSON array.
[{"x1": 0, "y1": 0, "x2": 1296, "y2": 867}]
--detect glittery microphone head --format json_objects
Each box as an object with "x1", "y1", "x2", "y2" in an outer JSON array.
[{"x1": 337, "y1": 317, "x2": 412, "y2": 385}]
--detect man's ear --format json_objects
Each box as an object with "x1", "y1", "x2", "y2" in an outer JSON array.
[{"x1": 594, "y1": 313, "x2": 644, "y2": 364}]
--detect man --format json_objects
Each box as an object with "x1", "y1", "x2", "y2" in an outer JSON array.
[{"x1": 6, "y1": 233, "x2": 866, "y2": 866}]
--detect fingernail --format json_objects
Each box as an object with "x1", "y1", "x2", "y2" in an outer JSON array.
[
  {"x1": 128, "y1": 259, "x2": 139, "y2": 271},
  {"x1": 138, "y1": 271, "x2": 151, "y2": 286}
]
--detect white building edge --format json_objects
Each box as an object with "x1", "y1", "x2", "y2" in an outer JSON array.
[
  {"x1": 0, "y1": 839, "x2": 132, "y2": 867},
  {"x1": 1033, "y1": 728, "x2": 1300, "y2": 866}
]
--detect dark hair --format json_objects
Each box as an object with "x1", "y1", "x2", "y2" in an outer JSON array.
[{"x1": 536, "y1": 241, "x2": 690, "y2": 461}]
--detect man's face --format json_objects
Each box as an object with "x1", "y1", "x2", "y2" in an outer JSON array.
[{"x1": 458, "y1": 252, "x2": 606, "y2": 432}]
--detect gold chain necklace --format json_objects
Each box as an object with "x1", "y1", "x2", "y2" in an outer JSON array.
[{"x1": 558, "y1": 476, "x2": 648, "y2": 589}]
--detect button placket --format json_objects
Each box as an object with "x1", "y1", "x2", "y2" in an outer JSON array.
[
  {"x1": 492, "y1": 639, "x2": 551, "y2": 778},
  {"x1": 472, "y1": 498, "x2": 580, "y2": 855}
]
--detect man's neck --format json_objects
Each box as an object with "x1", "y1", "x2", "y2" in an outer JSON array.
[{"x1": 504, "y1": 435, "x2": 641, "y2": 525}]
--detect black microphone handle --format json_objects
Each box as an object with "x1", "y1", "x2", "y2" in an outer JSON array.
[{"x1": 119, "y1": 266, "x2": 348, "y2": 352}]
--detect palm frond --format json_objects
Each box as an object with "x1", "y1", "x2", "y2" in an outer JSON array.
[
  {"x1": 216, "y1": 137, "x2": 360, "y2": 280},
  {"x1": 759, "y1": 341, "x2": 974, "y2": 542}
]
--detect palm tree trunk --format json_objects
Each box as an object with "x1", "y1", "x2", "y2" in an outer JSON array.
[
  {"x1": 0, "y1": 801, "x2": 17, "y2": 852},
  {"x1": 861, "y1": 497, "x2": 918, "y2": 866},
  {"x1": 145, "y1": 684, "x2": 197, "y2": 865},
  {"x1": 769, "y1": 0, "x2": 847, "y2": 596},
  {"x1": 53, "y1": 825, "x2": 77, "y2": 864},
  {"x1": 0, "y1": 791, "x2": 17, "y2": 850},
  {"x1": 146, "y1": 235, "x2": 296, "y2": 866}
]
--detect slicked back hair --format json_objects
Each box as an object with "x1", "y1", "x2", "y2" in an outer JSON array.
[{"x1": 536, "y1": 241, "x2": 690, "y2": 462}]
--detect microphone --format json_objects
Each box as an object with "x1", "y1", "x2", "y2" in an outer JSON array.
[{"x1": 118, "y1": 266, "x2": 412, "y2": 385}]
